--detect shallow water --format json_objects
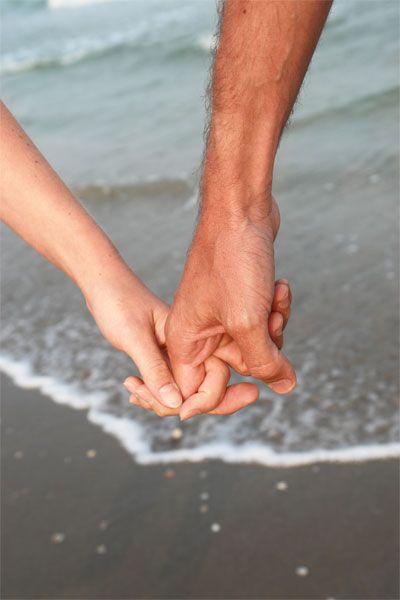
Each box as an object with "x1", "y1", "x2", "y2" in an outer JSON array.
[{"x1": 1, "y1": 0, "x2": 399, "y2": 465}]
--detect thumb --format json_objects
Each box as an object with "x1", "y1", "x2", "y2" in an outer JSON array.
[
  {"x1": 125, "y1": 334, "x2": 183, "y2": 409},
  {"x1": 170, "y1": 360, "x2": 205, "y2": 401},
  {"x1": 233, "y1": 325, "x2": 296, "y2": 394},
  {"x1": 165, "y1": 315, "x2": 207, "y2": 399}
]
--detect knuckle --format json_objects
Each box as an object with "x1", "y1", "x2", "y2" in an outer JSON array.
[
  {"x1": 231, "y1": 357, "x2": 250, "y2": 376},
  {"x1": 195, "y1": 389, "x2": 218, "y2": 412},
  {"x1": 145, "y1": 356, "x2": 169, "y2": 377},
  {"x1": 228, "y1": 313, "x2": 266, "y2": 336},
  {"x1": 248, "y1": 365, "x2": 270, "y2": 379},
  {"x1": 248, "y1": 358, "x2": 279, "y2": 379},
  {"x1": 154, "y1": 405, "x2": 169, "y2": 417},
  {"x1": 159, "y1": 408, "x2": 177, "y2": 418}
]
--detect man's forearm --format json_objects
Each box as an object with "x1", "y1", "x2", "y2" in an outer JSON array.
[{"x1": 202, "y1": 0, "x2": 332, "y2": 216}]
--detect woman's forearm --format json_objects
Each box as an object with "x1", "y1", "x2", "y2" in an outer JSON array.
[
  {"x1": 0, "y1": 102, "x2": 186, "y2": 409},
  {"x1": 0, "y1": 102, "x2": 138, "y2": 299}
]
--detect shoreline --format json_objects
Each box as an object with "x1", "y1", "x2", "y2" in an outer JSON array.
[
  {"x1": 1, "y1": 373, "x2": 399, "y2": 599},
  {"x1": 1, "y1": 357, "x2": 399, "y2": 469}
]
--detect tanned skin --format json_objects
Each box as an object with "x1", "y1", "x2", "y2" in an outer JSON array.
[{"x1": 162, "y1": 0, "x2": 333, "y2": 420}]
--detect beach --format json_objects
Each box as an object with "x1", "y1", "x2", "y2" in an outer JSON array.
[
  {"x1": 1, "y1": 1, "x2": 399, "y2": 598},
  {"x1": 2, "y1": 374, "x2": 398, "y2": 600}
]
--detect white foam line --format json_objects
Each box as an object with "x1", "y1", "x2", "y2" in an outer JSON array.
[
  {"x1": 85, "y1": 411, "x2": 400, "y2": 467},
  {"x1": 1, "y1": 354, "x2": 399, "y2": 468},
  {"x1": 48, "y1": 0, "x2": 118, "y2": 9},
  {"x1": 133, "y1": 441, "x2": 400, "y2": 467},
  {"x1": 0, "y1": 355, "x2": 106, "y2": 411}
]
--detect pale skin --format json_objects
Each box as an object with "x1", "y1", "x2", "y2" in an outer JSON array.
[
  {"x1": 0, "y1": 103, "x2": 291, "y2": 418},
  {"x1": 161, "y1": 0, "x2": 333, "y2": 420}
]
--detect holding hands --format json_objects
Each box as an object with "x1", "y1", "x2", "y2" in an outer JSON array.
[
  {"x1": 121, "y1": 275, "x2": 293, "y2": 420},
  {"x1": 120, "y1": 195, "x2": 295, "y2": 421},
  {"x1": 0, "y1": 101, "x2": 296, "y2": 423},
  {"x1": 1, "y1": 1, "x2": 332, "y2": 419}
]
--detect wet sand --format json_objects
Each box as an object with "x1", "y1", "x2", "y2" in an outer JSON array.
[{"x1": 1, "y1": 373, "x2": 399, "y2": 600}]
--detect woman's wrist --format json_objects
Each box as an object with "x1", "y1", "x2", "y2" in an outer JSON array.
[
  {"x1": 67, "y1": 230, "x2": 145, "y2": 310},
  {"x1": 81, "y1": 256, "x2": 146, "y2": 310}
]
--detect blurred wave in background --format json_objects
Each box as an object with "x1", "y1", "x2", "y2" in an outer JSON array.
[{"x1": 1, "y1": 0, "x2": 399, "y2": 465}]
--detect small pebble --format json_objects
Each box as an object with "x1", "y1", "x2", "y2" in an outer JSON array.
[
  {"x1": 96, "y1": 544, "x2": 107, "y2": 555},
  {"x1": 86, "y1": 449, "x2": 97, "y2": 459},
  {"x1": 98, "y1": 520, "x2": 108, "y2": 531},
  {"x1": 14, "y1": 450, "x2": 24, "y2": 460},
  {"x1": 369, "y1": 173, "x2": 381, "y2": 184},
  {"x1": 199, "y1": 470, "x2": 208, "y2": 479},
  {"x1": 210, "y1": 523, "x2": 221, "y2": 533},
  {"x1": 9, "y1": 488, "x2": 28, "y2": 501},
  {"x1": 51, "y1": 532, "x2": 65, "y2": 544},
  {"x1": 345, "y1": 243, "x2": 359, "y2": 255},
  {"x1": 295, "y1": 566, "x2": 309, "y2": 577},
  {"x1": 200, "y1": 492, "x2": 210, "y2": 501},
  {"x1": 170, "y1": 427, "x2": 183, "y2": 442},
  {"x1": 199, "y1": 504, "x2": 209, "y2": 513},
  {"x1": 164, "y1": 468, "x2": 175, "y2": 479},
  {"x1": 276, "y1": 481, "x2": 288, "y2": 491}
]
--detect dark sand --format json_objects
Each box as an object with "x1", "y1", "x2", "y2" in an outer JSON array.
[{"x1": 1, "y1": 374, "x2": 399, "y2": 600}]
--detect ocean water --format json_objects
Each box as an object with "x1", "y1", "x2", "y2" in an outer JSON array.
[{"x1": 1, "y1": 0, "x2": 399, "y2": 466}]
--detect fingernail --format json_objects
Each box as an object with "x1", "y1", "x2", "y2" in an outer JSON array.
[
  {"x1": 269, "y1": 379, "x2": 295, "y2": 394},
  {"x1": 275, "y1": 326, "x2": 283, "y2": 337},
  {"x1": 180, "y1": 408, "x2": 202, "y2": 422},
  {"x1": 124, "y1": 379, "x2": 136, "y2": 393},
  {"x1": 159, "y1": 383, "x2": 182, "y2": 408},
  {"x1": 280, "y1": 278, "x2": 289, "y2": 285}
]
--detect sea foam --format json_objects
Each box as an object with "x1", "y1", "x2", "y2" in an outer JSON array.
[
  {"x1": 1, "y1": 354, "x2": 399, "y2": 468},
  {"x1": 48, "y1": 0, "x2": 117, "y2": 9}
]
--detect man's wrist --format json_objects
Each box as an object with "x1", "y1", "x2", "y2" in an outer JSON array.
[
  {"x1": 200, "y1": 112, "x2": 279, "y2": 220},
  {"x1": 200, "y1": 188, "x2": 273, "y2": 227}
]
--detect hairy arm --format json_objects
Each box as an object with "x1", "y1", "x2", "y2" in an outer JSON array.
[
  {"x1": 166, "y1": 0, "x2": 332, "y2": 408},
  {"x1": 203, "y1": 0, "x2": 332, "y2": 213}
]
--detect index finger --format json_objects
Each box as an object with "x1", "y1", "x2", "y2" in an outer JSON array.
[{"x1": 179, "y1": 356, "x2": 230, "y2": 421}]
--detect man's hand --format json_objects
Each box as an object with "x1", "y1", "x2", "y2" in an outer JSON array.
[
  {"x1": 164, "y1": 0, "x2": 331, "y2": 404},
  {"x1": 165, "y1": 197, "x2": 296, "y2": 402},
  {"x1": 124, "y1": 275, "x2": 292, "y2": 419},
  {"x1": 86, "y1": 267, "x2": 258, "y2": 417}
]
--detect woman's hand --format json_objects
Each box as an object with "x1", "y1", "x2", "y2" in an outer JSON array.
[
  {"x1": 124, "y1": 277, "x2": 292, "y2": 420},
  {"x1": 85, "y1": 263, "x2": 264, "y2": 416},
  {"x1": 85, "y1": 266, "x2": 185, "y2": 410}
]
